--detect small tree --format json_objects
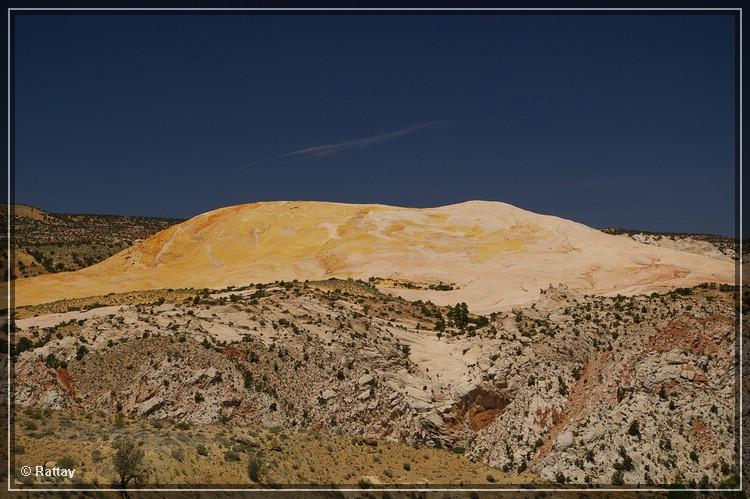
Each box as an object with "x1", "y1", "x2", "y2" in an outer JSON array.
[
  {"x1": 434, "y1": 316, "x2": 446, "y2": 332},
  {"x1": 112, "y1": 438, "x2": 148, "y2": 496},
  {"x1": 448, "y1": 302, "x2": 470, "y2": 329}
]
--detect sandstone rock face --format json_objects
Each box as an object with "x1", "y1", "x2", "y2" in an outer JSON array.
[
  {"x1": 617, "y1": 232, "x2": 738, "y2": 262},
  {"x1": 15, "y1": 201, "x2": 733, "y2": 311}
]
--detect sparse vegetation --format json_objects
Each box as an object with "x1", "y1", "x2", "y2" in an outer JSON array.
[{"x1": 112, "y1": 437, "x2": 149, "y2": 492}]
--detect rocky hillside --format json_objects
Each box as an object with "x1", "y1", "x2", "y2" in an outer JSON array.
[
  {"x1": 600, "y1": 227, "x2": 742, "y2": 263},
  {"x1": 11, "y1": 279, "x2": 740, "y2": 488},
  {"x1": 13, "y1": 201, "x2": 734, "y2": 310},
  {"x1": 1, "y1": 204, "x2": 182, "y2": 280}
]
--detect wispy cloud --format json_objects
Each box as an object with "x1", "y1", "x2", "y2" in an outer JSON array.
[{"x1": 245, "y1": 122, "x2": 440, "y2": 167}]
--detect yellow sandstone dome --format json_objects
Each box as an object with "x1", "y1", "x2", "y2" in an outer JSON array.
[{"x1": 14, "y1": 200, "x2": 734, "y2": 312}]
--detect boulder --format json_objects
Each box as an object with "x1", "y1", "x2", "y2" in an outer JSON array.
[
  {"x1": 555, "y1": 430, "x2": 574, "y2": 450},
  {"x1": 137, "y1": 396, "x2": 165, "y2": 417},
  {"x1": 358, "y1": 389, "x2": 371, "y2": 401}
]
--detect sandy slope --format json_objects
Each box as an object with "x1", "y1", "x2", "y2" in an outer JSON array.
[{"x1": 14, "y1": 200, "x2": 734, "y2": 312}]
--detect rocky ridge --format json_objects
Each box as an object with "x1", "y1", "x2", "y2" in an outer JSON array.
[{"x1": 12, "y1": 279, "x2": 740, "y2": 487}]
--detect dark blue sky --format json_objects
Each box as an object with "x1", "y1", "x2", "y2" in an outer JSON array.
[{"x1": 14, "y1": 14, "x2": 737, "y2": 235}]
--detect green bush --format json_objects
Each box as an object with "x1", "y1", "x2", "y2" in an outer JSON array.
[
  {"x1": 75, "y1": 345, "x2": 88, "y2": 361},
  {"x1": 627, "y1": 420, "x2": 640, "y2": 438},
  {"x1": 248, "y1": 450, "x2": 264, "y2": 482},
  {"x1": 14, "y1": 337, "x2": 33, "y2": 356},
  {"x1": 45, "y1": 353, "x2": 60, "y2": 369},
  {"x1": 612, "y1": 469, "x2": 624, "y2": 485}
]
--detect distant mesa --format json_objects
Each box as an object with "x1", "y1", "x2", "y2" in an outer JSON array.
[{"x1": 14, "y1": 200, "x2": 734, "y2": 312}]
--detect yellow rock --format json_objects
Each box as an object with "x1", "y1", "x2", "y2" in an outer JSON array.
[{"x1": 14, "y1": 200, "x2": 734, "y2": 312}]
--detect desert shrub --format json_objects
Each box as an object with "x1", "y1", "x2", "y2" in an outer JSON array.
[
  {"x1": 358, "y1": 477, "x2": 371, "y2": 488},
  {"x1": 614, "y1": 446, "x2": 634, "y2": 471},
  {"x1": 196, "y1": 444, "x2": 209, "y2": 456},
  {"x1": 659, "y1": 436, "x2": 672, "y2": 451},
  {"x1": 26, "y1": 407, "x2": 46, "y2": 419},
  {"x1": 58, "y1": 456, "x2": 75, "y2": 469},
  {"x1": 75, "y1": 344, "x2": 89, "y2": 361},
  {"x1": 627, "y1": 420, "x2": 641, "y2": 438},
  {"x1": 14, "y1": 337, "x2": 33, "y2": 356},
  {"x1": 44, "y1": 353, "x2": 60, "y2": 369},
  {"x1": 612, "y1": 469, "x2": 624, "y2": 485},
  {"x1": 248, "y1": 450, "x2": 264, "y2": 482}
]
